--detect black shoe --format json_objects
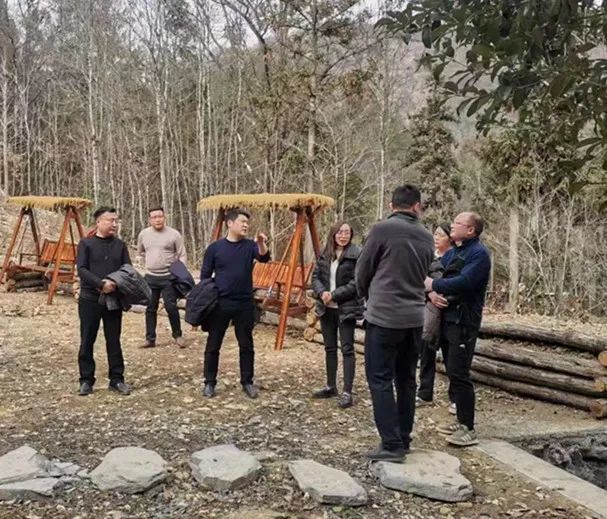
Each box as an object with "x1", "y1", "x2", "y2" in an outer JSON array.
[
  {"x1": 109, "y1": 381, "x2": 131, "y2": 395},
  {"x1": 312, "y1": 386, "x2": 338, "y2": 399},
  {"x1": 202, "y1": 383, "x2": 215, "y2": 398},
  {"x1": 78, "y1": 382, "x2": 93, "y2": 396},
  {"x1": 338, "y1": 392, "x2": 353, "y2": 409},
  {"x1": 242, "y1": 383, "x2": 259, "y2": 399},
  {"x1": 364, "y1": 444, "x2": 405, "y2": 463}
]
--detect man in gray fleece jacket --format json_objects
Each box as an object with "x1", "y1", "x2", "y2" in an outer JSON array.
[{"x1": 356, "y1": 184, "x2": 434, "y2": 462}]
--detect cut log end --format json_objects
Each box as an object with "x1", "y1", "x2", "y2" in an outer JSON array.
[
  {"x1": 588, "y1": 399, "x2": 607, "y2": 419},
  {"x1": 599, "y1": 351, "x2": 607, "y2": 368},
  {"x1": 593, "y1": 377, "x2": 607, "y2": 393},
  {"x1": 303, "y1": 327, "x2": 317, "y2": 342},
  {"x1": 306, "y1": 311, "x2": 318, "y2": 326}
]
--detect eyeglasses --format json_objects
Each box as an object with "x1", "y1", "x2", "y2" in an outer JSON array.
[{"x1": 336, "y1": 230, "x2": 352, "y2": 236}]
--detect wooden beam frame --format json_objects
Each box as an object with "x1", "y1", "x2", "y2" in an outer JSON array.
[
  {"x1": 0, "y1": 207, "x2": 29, "y2": 284},
  {"x1": 274, "y1": 209, "x2": 311, "y2": 351},
  {"x1": 1, "y1": 204, "x2": 86, "y2": 304},
  {"x1": 207, "y1": 202, "x2": 325, "y2": 351}
]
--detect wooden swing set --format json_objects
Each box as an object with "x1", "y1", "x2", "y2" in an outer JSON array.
[
  {"x1": 0, "y1": 196, "x2": 92, "y2": 304},
  {"x1": 199, "y1": 193, "x2": 335, "y2": 351}
]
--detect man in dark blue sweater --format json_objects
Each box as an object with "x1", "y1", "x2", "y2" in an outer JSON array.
[
  {"x1": 200, "y1": 208, "x2": 270, "y2": 399},
  {"x1": 425, "y1": 212, "x2": 491, "y2": 447}
]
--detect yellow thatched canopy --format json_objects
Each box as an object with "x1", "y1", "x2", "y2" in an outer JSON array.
[
  {"x1": 198, "y1": 193, "x2": 335, "y2": 212},
  {"x1": 8, "y1": 196, "x2": 92, "y2": 211}
]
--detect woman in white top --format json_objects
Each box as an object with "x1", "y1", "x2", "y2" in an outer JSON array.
[{"x1": 311, "y1": 222, "x2": 364, "y2": 409}]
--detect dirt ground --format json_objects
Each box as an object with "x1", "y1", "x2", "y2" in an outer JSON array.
[{"x1": 0, "y1": 291, "x2": 604, "y2": 519}]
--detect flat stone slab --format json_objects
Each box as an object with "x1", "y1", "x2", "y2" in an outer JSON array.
[
  {"x1": 90, "y1": 447, "x2": 168, "y2": 494},
  {"x1": 477, "y1": 439, "x2": 607, "y2": 519},
  {"x1": 288, "y1": 459, "x2": 367, "y2": 506},
  {"x1": 371, "y1": 449, "x2": 473, "y2": 502},
  {"x1": 0, "y1": 478, "x2": 62, "y2": 500},
  {"x1": 190, "y1": 444, "x2": 261, "y2": 491},
  {"x1": 0, "y1": 445, "x2": 51, "y2": 485}
]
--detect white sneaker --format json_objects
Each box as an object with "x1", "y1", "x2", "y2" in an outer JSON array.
[{"x1": 448, "y1": 402, "x2": 457, "y2": 415}]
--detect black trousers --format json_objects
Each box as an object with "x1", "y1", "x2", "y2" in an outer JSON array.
[
  {"x1": 417, "y1": 339, "x2": 453, "y2": 402},
  {"x1": 78, "y1": 298, "x2": 124, "y2": 385},
  {"x1": 319, "y1": 308, "x2": 356, "y2": 393},
  {"x1": 442, "y1": 321, "x2": 478, "y2": 430},
  {"x1": 203, "y1": 298, "x2": 255, "y2": 386},
  {"x1": 364, "y1": 323, "x2": 421, "y2": 451},
  {"x1": 145, "y1": 274, "x2": 182, "y2": 342}
]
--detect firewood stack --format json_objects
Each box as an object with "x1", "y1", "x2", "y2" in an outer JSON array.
[
  {"x1": 301, "y1": 317, "x2": 607, "y2": 419},
  {"x1": 5, "y1": 267, "x2": 46, "y2": 293}
]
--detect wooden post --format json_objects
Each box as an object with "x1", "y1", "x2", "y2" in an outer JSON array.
[
  {"x1": 0, "y1": 207, "x2": 26, "y2": 284},
  {"x1": 47, "y1": 207, "x2": 72, "y2": 305},
  {"x1": 306, "y1": 207, "x2": 321, "y2": 259},
  {"x1": 29, "y1": 209, "x2": 41, "y2": 261},
  {"x1": 73, "y1": 207, "x2": 86, "y2": 238},
  {"x1": 261, "y1": 229, "x2": 295, "y2": 309},
  {"x1": 275, "y1": 209, "x2": 305, "y2": 351},
  {"x1": 211, "y1": 208, "x2": 225, "y2": 242}
]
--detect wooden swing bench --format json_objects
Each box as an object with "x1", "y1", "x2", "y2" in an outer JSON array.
[
  {"x1": 253, "y1": 261, "x2": 313, "y2": 316},
  {"x1": 0, "y1": 196, "x2": 91, "y2": 303},
  {"x1": 16, "y1": 238, "x2": 77, "y2": 278},
  {"x1": 199, "y1": 192, "x2": 335, "y2": 350}
]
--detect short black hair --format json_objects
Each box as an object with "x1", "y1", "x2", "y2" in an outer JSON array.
[
  {"x1": 391, "y1": 184, "x2": 421, "y2": 210},
  {"x1": 225, "y1": 208, "x2": 251, "y2": 222},
  {"x1": 148, "y1": 206, "x2": 164, "y2": 215},
  {"x1": 93, "y1": 206, "x2": 117, "y2": 220}
]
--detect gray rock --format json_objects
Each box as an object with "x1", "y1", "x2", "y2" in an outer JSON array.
[
  {"x1": 252, "y1": 450, "x2": 277, "y2": 463},
  {"x1": 0, "y1": 445, "x2": 51, "y2": 485},
  {"x1": 129, "y1": 304, "x2": 147, "y2": 314},
  {"x1": 288, "y1": 459, "x2": 367, "y2": 506},
  {"x1": 90, "y1": 447, "x2": 168, "y2": 493},
  {"x1": 371, "y1": 449, "x2": 473, "y2": 502},
  {"x1": 0, "y1": 478, "x2": 62, "y2": 500},
  {"x1": 190, "y1": 444, "x2": 261, "y2": 491},
  {"x1": 52, "y1": 462, "x2": 81, "y2": 476}
]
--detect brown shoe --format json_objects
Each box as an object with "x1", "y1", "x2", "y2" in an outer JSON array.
[
  {"x1": 140, "y1": 340, "x2": 156, "y2": 349},
  {"x1": 174, "y1": 336, "x2": 186, "y2": 348}
]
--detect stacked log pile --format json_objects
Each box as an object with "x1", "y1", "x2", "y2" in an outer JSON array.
[
  {"x1": 301, "y1": 311, "x2": 607, "y2": 419},
  {"x1": 5, "y1": 269, "x2": 46, "y2": 293}
]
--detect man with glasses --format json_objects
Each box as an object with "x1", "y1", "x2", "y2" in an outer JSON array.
[
  {"x1": 137, "y1": 206, "x2": 187, "y2": 349},
  {"x1": 356, "y1": 185, "x2": 434, "y2": 462},
  {"x1": 425, "y1": 212, "x2": 491, "y2": 447},
  {"x1": 76, "y1": 206, "x2": 132, "y2": 396}
]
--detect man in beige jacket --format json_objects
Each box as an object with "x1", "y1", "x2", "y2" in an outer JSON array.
[{"x1": 137, "y1": 207, "x2": 187, "y2": 348}]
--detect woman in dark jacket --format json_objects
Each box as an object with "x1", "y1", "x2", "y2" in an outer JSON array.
[
  {"x1": 311, "y1": 221, "x2": 364, "y2": 409},
  {"x1": 417, "y1": 223, "x2": 455, "y2": 411}
]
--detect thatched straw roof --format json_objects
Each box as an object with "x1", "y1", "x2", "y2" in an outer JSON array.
[
  {"x1": 198, "y1": 193, "x2": 335, "y2": 211},
  {"x1": 8, "y1": 196, "x2": 92, "y2": 211}
]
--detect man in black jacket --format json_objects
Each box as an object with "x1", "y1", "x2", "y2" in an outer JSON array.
[
  {"x1": 76, "y1": 206, "x2": 132, "y2": 396},
  {"x1": 356, "y1": 185, "x2": 434, "y2": 462}
]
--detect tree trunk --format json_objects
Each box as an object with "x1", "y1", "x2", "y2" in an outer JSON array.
[
  {"x1": 508, "y1": 189, "x2": 519, "y2": 313},
  {"x1": 1, "y1": 52, "x2": 9, "y2": 194},
  {"x1": 470, "y1": 355, "x2": 606, "y2": 397},
  {"x1": 436, "y1": 363, "x2": 607, "y2": 418},
  {"x1": 474, "y1": 339, "x2": 607, "y2": 379},
  {"x1": 480, "y1": 320, "x2": 607, "y2": 353}
]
